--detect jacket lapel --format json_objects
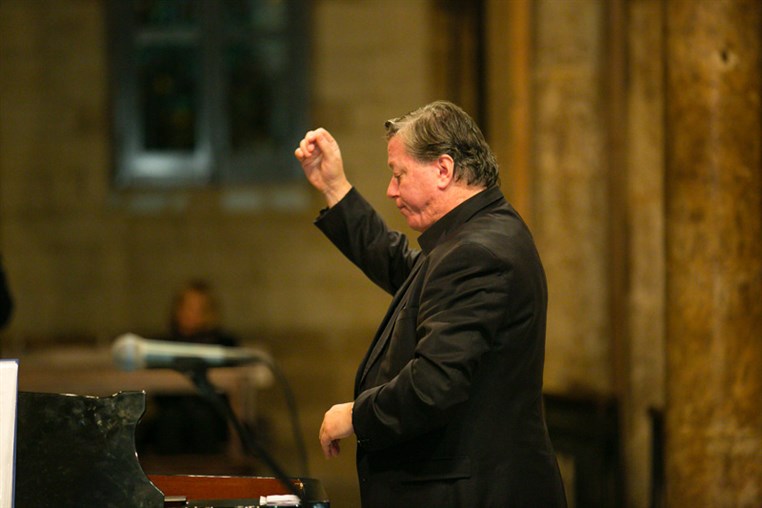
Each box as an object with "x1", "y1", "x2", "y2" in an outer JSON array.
[{"x1": 355, "y1": 254, "x2": 426, "y2": 394}]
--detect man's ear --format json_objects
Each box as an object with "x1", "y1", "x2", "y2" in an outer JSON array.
[{"x1": 435, "y1": 154, "x2": 455, "y2": 189}]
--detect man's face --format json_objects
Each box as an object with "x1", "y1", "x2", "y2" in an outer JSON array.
[{"x1": 386, "y1": 135, "x2": 441, "y2": 232}]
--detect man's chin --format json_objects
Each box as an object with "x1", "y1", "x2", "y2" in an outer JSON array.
[
  {"x1": 399, "y1": 211, "x2": 428, "y2": 232},
  {"x1": 406, "y1": 220, "x2": 427, "y2": 233}
]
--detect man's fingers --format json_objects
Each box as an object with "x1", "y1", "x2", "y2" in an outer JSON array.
[
  {"x1": 294, "y1": 129, "x2": 323, "y2": 162},
  {"x1": 314, "y1": 127, "x2": 335, "y2": 146},
  {"x1": 329, "y1": 440, "x2": 340, "y2": 457},
  {"x1": 319, "y1": 429, "x2": 339, "y2": 459},
  {"x1": 320, "y1": 438, "x2": 331, "y2": 459},
  {"x1": 298, "y1": 137, "x2": 313, "y2": 158},
  {"x1": 310, "y1": 128, "x2": 338, "y2": 157}
]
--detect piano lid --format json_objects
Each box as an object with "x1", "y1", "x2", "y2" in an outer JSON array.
[{"x1": 15, "y1": 390, "x2": 165, "y2": 507}]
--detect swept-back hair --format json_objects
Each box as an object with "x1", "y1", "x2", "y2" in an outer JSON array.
[{"x1": 384, "y1": 100, "x2": 500, "y2": 188}]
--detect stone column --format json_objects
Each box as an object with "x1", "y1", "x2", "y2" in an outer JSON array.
[
  {"x1": 665, "y1": 1, "x2": 762, "y2": 507},
  {"x1": 532, "y1": 0, "x2": 611, "y2": 396},
  {"x1": 624, "y1": 0, "x2": 667, "y2": 505}
]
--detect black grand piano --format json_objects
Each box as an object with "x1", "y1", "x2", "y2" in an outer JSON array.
[{"x1": 15, "y1": 390, "x2": 329, "y2": 507}]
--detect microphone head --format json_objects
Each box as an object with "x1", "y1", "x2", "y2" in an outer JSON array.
[
  {"x1": 112, "y1": 332, "x2": 272, "y2": 371},
  {"x1": 112, "y1": 333, "x2": 146, "y2": 371}
]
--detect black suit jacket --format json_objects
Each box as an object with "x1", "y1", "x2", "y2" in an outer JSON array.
[{"x1": 316, "y1": 187, "x2": 566, "y2": 508}]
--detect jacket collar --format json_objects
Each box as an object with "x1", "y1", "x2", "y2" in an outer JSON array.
[{"x1": 418, "y1": 186, "x2": 504, "y2": 254}]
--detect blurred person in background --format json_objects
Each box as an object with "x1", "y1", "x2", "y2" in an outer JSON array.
[
  {"x1": 139, "y1": 278, "x2": 238, "y2": 456},
  {"x1": 165, "y1": 278, "x2": 238, "y2": 347}
]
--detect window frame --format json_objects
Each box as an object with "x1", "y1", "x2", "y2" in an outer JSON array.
[{"x1": 106, "y1": 0, "x2": 309, "y2": 189}]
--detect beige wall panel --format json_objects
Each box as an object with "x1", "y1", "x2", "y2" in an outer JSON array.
[{"x1": 532, "y1": 0, "x2": 611, "y2": 395}]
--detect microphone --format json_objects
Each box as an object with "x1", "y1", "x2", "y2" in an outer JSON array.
[
  {"x1": 112, "y1": 333, "x2": 271, "y2": 371},
  {"x1": 114, "y1": 333, "x2": 311, "y2": 479}
]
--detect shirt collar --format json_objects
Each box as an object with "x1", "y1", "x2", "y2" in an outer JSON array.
[{"x1": 418, "y1": 186, "x2": 504, "y2": 254}]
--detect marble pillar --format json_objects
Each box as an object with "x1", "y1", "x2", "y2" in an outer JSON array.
[{"x1": 665, "y1": 0, "x2": 762, "y2": 507}]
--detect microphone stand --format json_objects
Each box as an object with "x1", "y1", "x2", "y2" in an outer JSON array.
[{"x1": 174, "y1": 359, "x2": 304, "y2": 503}]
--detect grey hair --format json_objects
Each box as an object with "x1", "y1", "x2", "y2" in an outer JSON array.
[{"x1": 384, "y1": 100, "x2": 500, "y2": 188}]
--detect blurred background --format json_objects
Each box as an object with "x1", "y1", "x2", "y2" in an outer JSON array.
[{"x1": 0, "y1": 0, "x2": 760, "y2": 507}]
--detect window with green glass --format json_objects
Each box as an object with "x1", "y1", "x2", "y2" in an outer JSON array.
[{"x1": 108, "y1": 0, "x2": 309, "y2": 187}]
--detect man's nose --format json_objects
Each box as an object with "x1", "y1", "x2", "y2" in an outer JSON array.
[{"x1": 386, "y1": 177, "x2": 398, "y2": 199}]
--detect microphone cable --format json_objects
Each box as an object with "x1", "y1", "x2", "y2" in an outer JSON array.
[{"x1": 249, "y1": 353, "x2": 310, "y2": 477}]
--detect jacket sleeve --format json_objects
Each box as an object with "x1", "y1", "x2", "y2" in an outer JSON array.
[
  {"x1": 315, "y1": 187, "x2": 419, "y2": 295},
  {"x1": 352, "y1": 240, "x2": 513, "y2": 451}
]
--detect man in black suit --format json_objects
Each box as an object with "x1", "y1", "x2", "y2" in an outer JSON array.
[{"x1": 295, "y1": 101, "x2": 566, "y2": 507}]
